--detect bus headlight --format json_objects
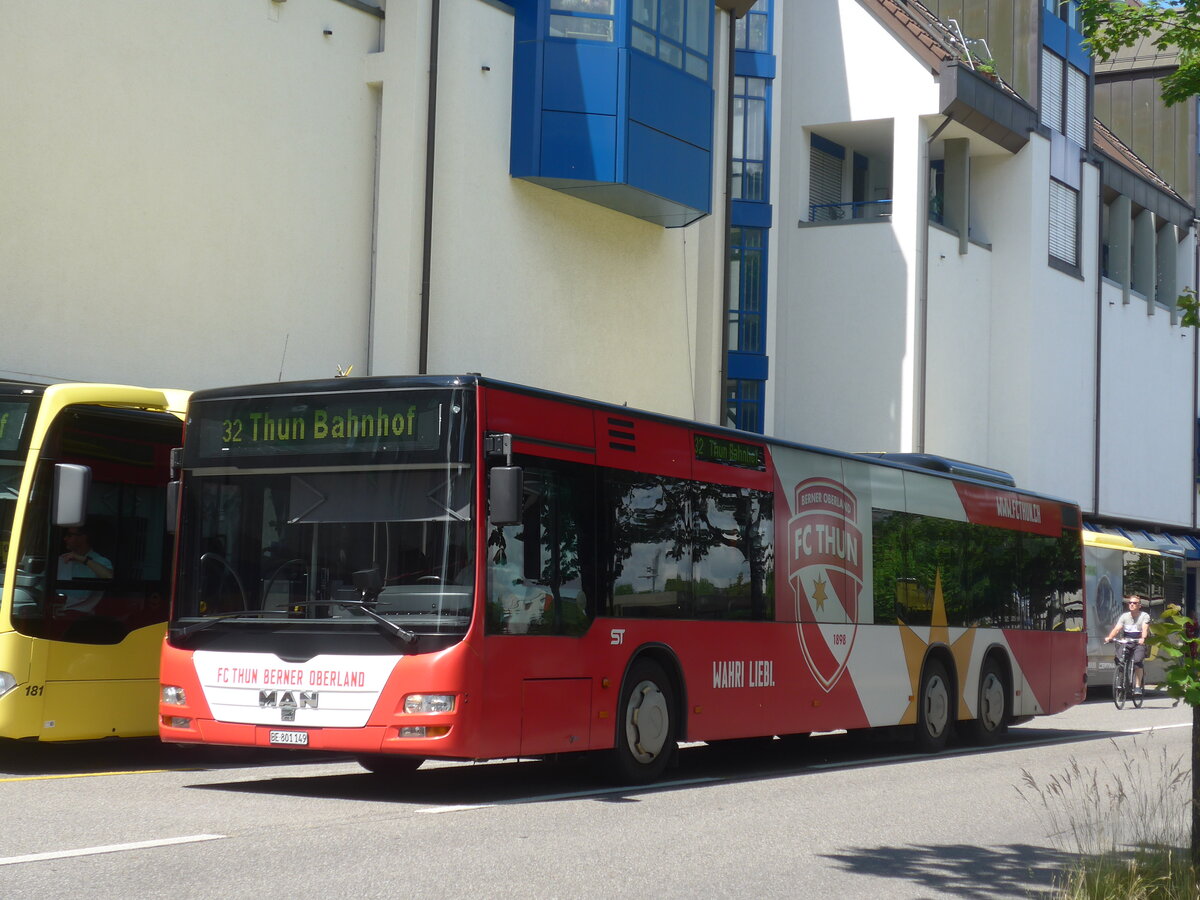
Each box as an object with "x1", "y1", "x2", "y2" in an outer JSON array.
[
  {"x1": 0, "y1": 672, "x2": 15, "y2": 699},
  {"x1": 161, "y1": 685, "x2": 187, "y2": 706},
  {"x1": 404, "y1": 694, "x2": 454, "y2": 714}
]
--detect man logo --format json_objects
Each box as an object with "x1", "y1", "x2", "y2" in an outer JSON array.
[
  {"x1": 786, "y1": 477, "x2": 862, "y2": 692},
  {"x1": 260, "y1": 690, "x2": 318, "y2": 723}
]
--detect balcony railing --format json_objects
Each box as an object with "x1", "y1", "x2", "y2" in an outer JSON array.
[{"x1": 808, "y1": 199, "x2": 893, "y2": 223}]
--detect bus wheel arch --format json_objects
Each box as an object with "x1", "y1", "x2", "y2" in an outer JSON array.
[
  {"x1": 356, "y1": 754, "x2": 424, "y2": 777},
  {"x1": 968, "y1": 649, "x2": 1011, "y2": 745},
  {"x1": 915, "y1": 650, "x2": 956, "y2": 753},
  {"x1": 603, "y1": 646, "x2": 684, "y2": 784}
]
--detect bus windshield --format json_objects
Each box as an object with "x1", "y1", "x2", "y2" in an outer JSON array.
[
  {"x1": 174, "y1": 466, "x2": 475, "y2": 636},
  {"x1": 0, "y1": 462, "x2": 21, "y2": 572}
]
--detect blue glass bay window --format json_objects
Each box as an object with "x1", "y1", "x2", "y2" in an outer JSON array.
[{"x1": 511, "y1": 0, "x2": 715, "y2": 227}]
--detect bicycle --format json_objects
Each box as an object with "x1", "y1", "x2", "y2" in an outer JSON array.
[{"x1": 1111, "y1": 638, "x2": 1144, "y2": 709}]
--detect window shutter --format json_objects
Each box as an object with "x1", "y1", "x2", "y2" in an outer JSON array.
[
  {"x1": 1065, "y1": 64, "x2": 1087, "y2": 146},
  {"x1": 1049, "y1": 180, "x2": 1078, "y2": 265},
  {"x1": 1041, "y1": 49, "x2": 1064, "y2": 133},
  {"x1": 809, "y1": 143, "x2": 844, "y2": 221}
]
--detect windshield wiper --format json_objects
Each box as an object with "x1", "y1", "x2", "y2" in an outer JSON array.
[
  {"x1": 328, "y1": 598, "x2": 418, "y2": 644},
  {"x1": 173, "y1": 600, "x2": 418, "y2": 644},
  {"x1": 171, "y1": 610, "x2": 288, "y2": 638}
]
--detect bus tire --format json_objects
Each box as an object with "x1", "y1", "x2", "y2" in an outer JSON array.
[
  {"x1": 915, "y1": 658, "x2": 953, "y2": 753},
  {"x1": 605, "y1": 658, "x2": 677, "y2": 785},
  {"x1": 356, "y1": 754, "x2": 424, "y2": 777},
  {"x1": 968, "y1": 658, "x2": 1007, "y2": 745}
]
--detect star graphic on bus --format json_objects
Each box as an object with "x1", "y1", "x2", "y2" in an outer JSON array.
[
  {"x1": 898, "y1": 571, "x2": 976, "y2": 725},
  {"x1": 812, "y1": 575, "x2": 828, "y2": 612}
]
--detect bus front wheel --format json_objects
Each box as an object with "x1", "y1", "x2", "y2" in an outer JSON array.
[
  {"x1": 915, "y1": 658, "x2": 953, "y2": 753},
  {"x1": 605, "y1": 659, "x2": 676, "y2": 785}
]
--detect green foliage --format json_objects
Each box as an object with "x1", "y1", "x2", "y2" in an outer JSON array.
[
  {"x1": 1146, "y1": 610, "x2": 1200, "y2": 706},
  {"x1": 1177, "y1": 288, "x2": 1200, "y2": 328},
  {"x1": 1075, "y1": 0, "x2": 1200, "y2": 106},
  {"x1": 1053, "y1": 852, "x2": 1198, "y2": 899}
]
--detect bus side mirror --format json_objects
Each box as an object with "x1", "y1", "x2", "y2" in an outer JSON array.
[
  {"x1": 52, "y1": 463, "x2": 91, "y2": 527},
  {"x1": 166, "y1": 480, "x2": 180, "y2": 534},
  {"x1": 489, "y1": 467, "x2": 523, "y2": 526}
]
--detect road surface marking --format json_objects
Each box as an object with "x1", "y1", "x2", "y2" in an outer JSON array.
[
  {"x1": 0, "y1": 834, "x2": 225, "y2": 866},
  {"x1": 0, "y1": 769, "x2": 170, "y2": 783}
]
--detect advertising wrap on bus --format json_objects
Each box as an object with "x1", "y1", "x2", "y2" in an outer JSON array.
[{"x1": 160, "y1": 376, "x2": 1086, "y2": 783}]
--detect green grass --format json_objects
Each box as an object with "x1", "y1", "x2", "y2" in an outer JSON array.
[{"x1": 1016, "y1": 736, "x2": 1195, "y2": 899}]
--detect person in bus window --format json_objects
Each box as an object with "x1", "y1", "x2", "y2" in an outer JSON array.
[
  {"x1": 1103, "y1": 594, "x2": 1150, "y2": 694},
  {"x1": 57, "y1": 524, "x2": 113, "y2": 613}
]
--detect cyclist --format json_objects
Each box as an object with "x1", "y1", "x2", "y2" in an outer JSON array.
[{"x1": 1104, "y1": 595, "x2": 1151, "y2": 695}]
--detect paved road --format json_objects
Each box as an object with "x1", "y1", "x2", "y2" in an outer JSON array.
[{"x1": 0, "y1": 690, "x2": 1191, "y2": 899}]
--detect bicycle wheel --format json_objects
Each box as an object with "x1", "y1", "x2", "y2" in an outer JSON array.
[{"x1": 1112, "y1": 650, "x2": 1126, "y2": 709}]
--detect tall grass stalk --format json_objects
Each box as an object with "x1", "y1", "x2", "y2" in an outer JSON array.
[{"x1": 1015, "y1": 735, "x2": 1194, "y2": 898}]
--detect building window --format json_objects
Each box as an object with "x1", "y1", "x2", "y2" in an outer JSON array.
[
  {"x1": 729, "y1": 227, "x2": 765, "y2": 354},
  {"x1": 1041, "y1": 48, "x2": 1088, "y2": 146},
  {"x1": 732, "y1": 77, "x2": 768, "y2": 201},
  {"x1": 1044, "y1": 0, "x2": 1080, "y2": 31},
  {"x1": 632, "y1": 0, "x2": 712, "y2": 80},
  {"x1": 1041, "y1": 49, "x2": 1063, "y2": 132},
  {"x1": 928, "y1": 160, "x2": 945, "y2": 225},
  {"x1": 726, "y1": 379, "x2": 763, "y2": 433},
  {"x1": 1049, "y1": 179, "x2": 1079, "y2": 266},
  {"x1": 734, "y1": 0, "x2": 770, "y2": 53},
  {"x1": 1065, "y1": 64, "x2": 1088, "y2": 145},
  {"x1": 548, "y1": 0, "x2": 615, "y2": 42}
]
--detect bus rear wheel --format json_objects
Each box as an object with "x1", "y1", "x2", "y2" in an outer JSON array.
[
  {"x1": 357, "y1": 754, "x2": 424, "y2": 777},
  {"x1": 968, "y1": 658, "x2": 1007, "y2": 745},
  {"x1": 915, "y1": 658, "x2": 953, "y2": 753},
  {"x1": 604, "y1": 659, "x2": 676, "y2": 785}
]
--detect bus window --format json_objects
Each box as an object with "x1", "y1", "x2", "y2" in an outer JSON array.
[
  {"x1": 486, "y1": 460, "x2": 595, "y2": 635},
  {"x1": 1017, "y1": 532, "x2": 1081, "y2": 630},
  {"x1": 606, "y1": 471, "x2": 692, "y2": 619},
  {"x1": 692, "y1": 485, "x2": 774, "y2": 620}
]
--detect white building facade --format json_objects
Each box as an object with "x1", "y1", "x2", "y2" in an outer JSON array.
[{"x1": 2, "y1": 0, "x2": 745, "y2": 422}]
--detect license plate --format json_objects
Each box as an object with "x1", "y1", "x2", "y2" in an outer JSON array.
[{"x1": 269, "y1": 730, "x2": 309, "y2": 746}]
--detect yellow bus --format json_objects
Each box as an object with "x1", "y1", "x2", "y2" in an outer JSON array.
[
  {"x1": 1083, "y1": 529, "x2": 1188, "y2": 688},
  {"x1": 0, "y1": 382, "x2": 186, "y2": 741}
]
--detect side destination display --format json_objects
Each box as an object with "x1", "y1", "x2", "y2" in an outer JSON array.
[
  {"x1": 0, "y1": 401, "x2": 31, "y2": 455},
  {"x1": 694, "y1": 433, "x2": 765, "y2": 470}
]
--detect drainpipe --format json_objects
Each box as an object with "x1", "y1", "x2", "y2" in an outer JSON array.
[
  {"x1": 719, "y1": 15, "x2": 736, "y2": 421},
  {"x1": 1092, "y1": 178, "x2": 1103, "y2": 518},
  {"x1": 1193, "y1": 225, "x2": 1199, "y2": 528},
  {"x1": 916, "y1": 116, "x2": 952, "y2": 453},
  {"x1": 418, "y1": 0, "x2": 441, "y2": 375}
]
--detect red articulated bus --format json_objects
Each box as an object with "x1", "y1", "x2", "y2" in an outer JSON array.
[{"x1": 159, "y1": 376, "x2": 1086, "y2": 783}]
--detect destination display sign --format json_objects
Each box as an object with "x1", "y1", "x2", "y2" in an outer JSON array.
[
  {"x1": 188, "y1": 390, "x2": 452, "y2": 462},
  {"x1": 693, "y1": 433, "x2": 765, "y2": 470},
  {"x1": 0, "y1": 401, "x2": 31, "y2": 456}
]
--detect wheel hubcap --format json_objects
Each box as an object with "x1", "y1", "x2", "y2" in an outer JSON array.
[
  {"x1": 625, "y1": 680, "x2": 669, "y2": 763},
  {"x1": 979, "y1": 673, "x2": 1004, "y2": 731},
  {"x1": 924, "y1": 675, "x2": 949, "y2": 737}
]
